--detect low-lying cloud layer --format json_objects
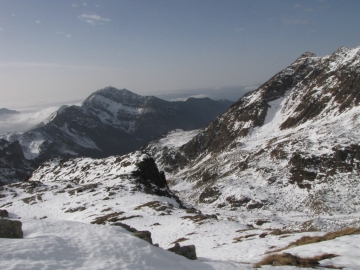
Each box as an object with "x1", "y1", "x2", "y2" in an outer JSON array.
[
  {"x1": 0, "y1": 107, "x2": 59, "y2": 133},
  {"x1": 0, "y1": 100, "x2": 82, "y2": 133}
]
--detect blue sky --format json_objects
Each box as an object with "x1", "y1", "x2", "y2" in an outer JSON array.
[{"x1": 1, "y1": 0, "x2": 360, "y2": 108}]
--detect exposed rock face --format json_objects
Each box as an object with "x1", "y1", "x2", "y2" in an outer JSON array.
[
  {"x1": 0, "y1": 219, "x2": 23, "y2": 238},
  {"x1": 167, "y1": 243, "x2": 197, "y2": 260},
  {"x1": 182, "y1": 47, "x2": 360, "y2": 157},
  {"x1": 0, "y1": 139, "x2": 35, "y2": 185},
  {"x1": 147, "y1": 46, "x2": 360, "y2": 215},
  {"x1": 0, "y1": 87, "x2": 232, "y2": 184}
]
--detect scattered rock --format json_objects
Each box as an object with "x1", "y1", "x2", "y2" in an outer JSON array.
[
  {"x1": 255, "y1": 219, "x2": 270, "y2": 226},
  {"x1": 167, "y1": 243, "x2": 197, "y2": 260},
  {"x1": 185, "y1": 208, "x2": 201, "y2": 214},
  {"x1": 65, "y1": 206, "x2": 86, "y2": 213},
  {"x1": 198, "y1": 186, "x2": 221, "y2": 203},
  {"x1": 0, "y1": 219, "x2": 23, "y2": 238},
  {"x1": 259, "y1": 232, "x2": 268, "y2": 238}
]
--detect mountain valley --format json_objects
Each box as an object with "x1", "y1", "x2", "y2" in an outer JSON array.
[{"x1": 1, "y1": 46, "x2": 360, "y2": 269}]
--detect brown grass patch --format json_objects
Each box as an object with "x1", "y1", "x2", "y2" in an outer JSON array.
[
  {"x1": 233, "y1": 233, "x2": 257, "y2": 243},
  {"x1": 271, "y1": 227, "x2": 360, "y2": 253},
  {"x1": 134, "y1": 201, "x2": 173, "y2": 211},
  {"x1": 254, "y1": 253, "x2": 338, "y2": 268},
  {"x1": 91, "y1": 212, "x2": 125, "y2": 224},
  {"x1": 170, "y1": 237, "x2": 189, "y2": 244}
]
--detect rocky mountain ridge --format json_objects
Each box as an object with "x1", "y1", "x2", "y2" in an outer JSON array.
[
  {"x1": 143, "y1": 46, "x2": 360, "y2": 217},
  {"x1": 0, "y1": 87, "x2": 232, "y2": 184}
]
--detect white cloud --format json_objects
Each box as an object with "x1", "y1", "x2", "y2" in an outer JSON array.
[
  {"x1": 0, "y1": 28, "x2": 2, "y2": 31},
  {"x1": 35, "y1": 20, "x2": 40, "y2": 24},
  {"x1": 66, "y1": 34, "x2": 71, "y2": 38},
  {"x1": 78, "y1": 14, "x2": 111, "y2": 25},
  {"x1": 72, "y1": 3, "x2": 78, "y2": 8},
  {"x1": 306, "y1": 8, "x2": 314, "y2": 12},
  {"x1": 83, "y1": 3, "x2": 87, "y2": 6},
  {"x1": 0, "y1": 106, "x2": 58, "y2": 132}
]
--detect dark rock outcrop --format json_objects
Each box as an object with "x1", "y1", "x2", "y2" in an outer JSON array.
[
  {"x1": 133, "y1": 231, "x2": 153, "y2": 245},
  {"x1": 0, "y1": 209, "x2": 8, "y2": 218},
  {"x1": 167, "y1": 243, "x2": 197, "y2": 260},
  {"x1": 0, "y1": 219, "x2": 23, "y2": 238}
]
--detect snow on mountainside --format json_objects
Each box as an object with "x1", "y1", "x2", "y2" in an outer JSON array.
[
  {"x1": 2, "y1": 151, "x2": 360, "y2": 269},
  {"x1": 142, "y1": 46, "x2": 360, "y2": 225},
  {"x1": 0, "y1": 87, "x2": 232, "y2": 184}
]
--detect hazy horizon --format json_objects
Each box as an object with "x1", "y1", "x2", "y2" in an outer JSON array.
[
  {"x1": 1, "y1": 0, "x2": 360, "y2": 109},
  {"x1": 0, "y1": 85, "x2": 252, "y2": 133}
]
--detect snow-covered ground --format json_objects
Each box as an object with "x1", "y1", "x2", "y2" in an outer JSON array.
[
  {"x1": 1, "y1": 151, "x2": 360, "y2": 269},
  {"x1": 0, "y1": 219, "x2": 243, "y2": 270}
]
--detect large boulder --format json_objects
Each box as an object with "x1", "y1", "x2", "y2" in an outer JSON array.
[
  {"x1": 0, "y1": 219, "x2": 23, "y2": 238},
  {"x1": 167, "y1": 243, "x2": 197, "y2": 260}
]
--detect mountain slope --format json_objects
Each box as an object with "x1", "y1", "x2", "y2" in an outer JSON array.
[
  {"x1": 143, "y1": 46, "x2": 360, "y2": 217},
  {"x1": 0, "y1": 87, "x2": 232, "y2": 184},
  {"x1": 1, "y1": 149, "x2": 360, "y2": 269},
  {"x1": 2, "y1": 151, "x2": 360, "y2": 269},
  {"x1": 0, "y1": 139, "x2": 35, "y2": 185}
]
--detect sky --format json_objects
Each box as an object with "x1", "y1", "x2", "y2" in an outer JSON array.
[{"x1": 1, "y1": 0, "x2": 360, "y2": 109}]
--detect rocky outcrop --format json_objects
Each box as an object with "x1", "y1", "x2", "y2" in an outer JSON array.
[
  {"x1": 133, "y1": 231, "x2": 153, "y2": 245},
  {"x1": 0, "y1": 219, "x2": 23, "y2": 238},
  {"x1": 167, "y1": 243, "x2": 197, "y2": 260}
]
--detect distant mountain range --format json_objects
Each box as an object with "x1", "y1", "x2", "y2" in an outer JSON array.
[
  {"x1": 0, "y1": 108, "x2": 19, "y2": 116},
  {"x1": 0, "y1": 87, "x2": 232, "y2": 184}
]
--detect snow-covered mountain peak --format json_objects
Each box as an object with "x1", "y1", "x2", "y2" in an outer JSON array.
[
  {"x1": 295, "y1": 51, "x2": 317, "y2": 62},
  {"x1": 83, "y1": 87, "x2": 144, "y2": 106},
  {"x1": 0, "y1": 87, "x2": 232, "y2": 183}
]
